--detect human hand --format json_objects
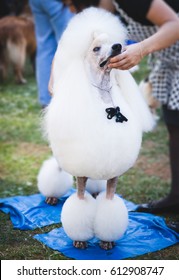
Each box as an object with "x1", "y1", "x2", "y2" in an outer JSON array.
[{"x1": 108, "y1": 42, "x2": 143, "y2": 70}]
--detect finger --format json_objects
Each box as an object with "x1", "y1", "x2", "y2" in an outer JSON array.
[
  {"x1": 110, "y1": 52, "x2": 126, "y2": 63},
  {"x1": 109, "y1": 60, "x2": 134, "y2": 70},
  {"x1": 108, "y1": 58, "x2": 129, "y2": 68}
]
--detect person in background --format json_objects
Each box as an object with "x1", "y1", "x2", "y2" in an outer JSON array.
[
  {"x1": 63, "y1": 0, "x2": 179, "y2": 221},
  {"x1": 105, "y1": 0, "x2": 179, "y2": 216},
  {"x1": 29, "y1": 0, "x2": 73, "y2": 108}
]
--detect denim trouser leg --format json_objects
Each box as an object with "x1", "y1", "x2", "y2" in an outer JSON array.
[{"x1": 29, "y1": 0, "x2": 73, "y2": 106}]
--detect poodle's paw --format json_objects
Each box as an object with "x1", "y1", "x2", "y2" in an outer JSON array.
[
  {"x1": 45, "y1": 197, "x2": 58, "y2": 205},
  {"x1": 99, "y1": 241, "x2": 115, "y2": 250},
  {"x1": 61, "y1": 192, "x2": 97, "y2": 243},
  {"x1": 73, "y1": 241, "x2": 88, "y2": 249},
  {"x1": 94, "y1": 192, "x2": 128, "y2": 243}
]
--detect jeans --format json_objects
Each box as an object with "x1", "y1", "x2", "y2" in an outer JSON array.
[{"x1": 29, "y1": 0, "x2": 73, "y2": 106}]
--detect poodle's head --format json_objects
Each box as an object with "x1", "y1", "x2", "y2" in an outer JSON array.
[
  {"x1": 85, "y1": 32, "x2": 122, "y2": 72},
  {"x1": 54, "y1": 8, "x2": 127, "y2": 74}
]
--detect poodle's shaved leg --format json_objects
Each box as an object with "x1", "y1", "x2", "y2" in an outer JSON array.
[
  {"x1": 106, "y1": 177, "x2": 118, "y2": 199},
  {"x1": 74, "y1": 176, "x2": 88, "y2": 249},
  {"x1": 76, "y1": 176, "x2": 87, "y2": 199},
  {"x1": 100, "y1": 176, "x2": 118, "y2": 250}
]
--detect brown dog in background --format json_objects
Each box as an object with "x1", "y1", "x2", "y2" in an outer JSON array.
[
  {"x1": 0, "y1": 9, "x2": 36, "y2": 84},
  {"x1": 139, "y1": 77, "x2": 160, "y2": 121}
]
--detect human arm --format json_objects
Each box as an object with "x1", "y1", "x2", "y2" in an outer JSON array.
[{"x1": 107, "y1": 0, "x2": 179, "y2": 70}]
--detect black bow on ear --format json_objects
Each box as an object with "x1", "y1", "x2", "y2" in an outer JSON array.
[{"x1": 105, "y1": 106, "x2": 128, "y2": 123}]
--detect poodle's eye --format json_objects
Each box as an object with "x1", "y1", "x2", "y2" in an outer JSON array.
[{"x1": 93, "y1": 46, "x2": 101, "y2": 52}]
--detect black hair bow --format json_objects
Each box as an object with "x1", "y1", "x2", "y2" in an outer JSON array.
[{"x1": 105, "y1": 106, "x2": 128, "y2": 123}]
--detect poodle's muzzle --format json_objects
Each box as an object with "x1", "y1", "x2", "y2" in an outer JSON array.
[{"x1": 100, "y1": 43, "x2": 122, "y2": 68}]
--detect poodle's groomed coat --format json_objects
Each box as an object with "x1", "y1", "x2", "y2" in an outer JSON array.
[{"x1": 44, "y1": 8, "x2": 154, "y2": 250}]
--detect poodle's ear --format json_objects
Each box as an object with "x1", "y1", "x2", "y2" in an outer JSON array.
[{"x1": 114, "y1": 70, "x2": 155, "y2": 132}]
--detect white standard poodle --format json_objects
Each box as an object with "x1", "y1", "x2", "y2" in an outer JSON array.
[{"x1": 44, "y1": 7, "x2": 155, "y2": 250}]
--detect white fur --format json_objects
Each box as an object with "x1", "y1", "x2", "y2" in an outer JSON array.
[
  {"x1": 37, "y1": 157, "x2": 73, "y2": 198},
  {"x1": 94, "y1": 192, "x2": 128, "y2": 241},
  {"x1": 52, "y1": 8, "x2": 127, "y2": 82},
  {"x1": 61, "y1": 192, "x2": 96, "y2": 241},
  {"x1": 86, "y1": 178, "x2": 106, "y2": 195},
  {"x1": 44, "y1": 8, "x2": 155, "y2": 180}
]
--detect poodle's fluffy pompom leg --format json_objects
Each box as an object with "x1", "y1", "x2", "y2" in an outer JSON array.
[
  {"x1": 61, "y1": 192, "x2": 97, "y2": 249},
  {"x1": 94, "y1": 192, "x2": 128, "y2": 250},
  {"x1": 37, "y1": 157, "x2": 73, "y2": 205}
]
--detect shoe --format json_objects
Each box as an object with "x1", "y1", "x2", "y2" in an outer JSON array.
[
  {"x1": 167, "y1": 222, "x2": 179, "y2": 233},
  {"x1": 136, "y1": 202, "x2": 179, "y2": 214}
]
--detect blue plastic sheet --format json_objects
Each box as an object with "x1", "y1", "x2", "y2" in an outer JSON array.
[
  {"x1": 1, "y1": 191, "x2": 178, "y2": 259},
  {"x1": 0, "y1": 190, "x2": 137, "y2": 230},
  {"x1": 34, "y1": 213, "x2": 179, "y2": 260},
  {"x1": 0, "y1": 189, "x2": 75, "y2": 230}
]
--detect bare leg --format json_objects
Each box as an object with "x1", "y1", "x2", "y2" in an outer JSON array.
[
  {"x1": 76, "y1": 176, "x2": 87, "y2": 199},
  {"x1": 100, "y1": 176, "x2": 118, "y2": 250},
  {"x1": 73, "y1": 176, "x2": 88, "y2": 249},
  {"x1": 106, "y1": 177, "x2": 118, "y2": 199}
]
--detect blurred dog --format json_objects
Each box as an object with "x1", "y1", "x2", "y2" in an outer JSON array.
[
  {"x1": 139, "y1": 77, "x2": 160, "y2": 121},
  {"x1": 0, "y1": 11, "x2": 36, "y2": 84}
]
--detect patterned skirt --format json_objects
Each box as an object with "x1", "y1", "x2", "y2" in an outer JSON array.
[
  {"x1": 113, "y1": 1, "x2": 179, "y2": 110},
  {"x1": 148, "y1": 43, "x2": 179, "y2": 110}
]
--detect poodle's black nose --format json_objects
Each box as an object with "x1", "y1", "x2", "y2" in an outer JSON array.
[
  {"x1": 112, "y1": 44, "x2": 122, "y2": 51},
  {"x1": 111, "y1": 44, "x2": 122, "y2": 57}
]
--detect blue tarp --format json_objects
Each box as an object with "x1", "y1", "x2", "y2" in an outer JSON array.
[
  {"x1": 0, "y1": 189, "x2": 75, "y2": 230},
  {"x1": 0, "y1": 190, "x2": 137, "y2": 230},
  {"x1": 34, "y1": 212, "x2": 179, "y2": 260},
  {"x1": 1, "y1": 190, "x2": 179, "y2": 260}
]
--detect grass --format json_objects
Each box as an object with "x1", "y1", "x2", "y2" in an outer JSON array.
[{"x1": 0, "y1": 59, "x2": 178, "y2": 260}]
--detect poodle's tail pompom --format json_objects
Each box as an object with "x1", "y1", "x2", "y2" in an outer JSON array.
[
  {"x1": 94, "y1": 192, "x2": 128, "y2": 241},
  {"x1": 37, "y1": 157, "x2": 73, "y2": 198},
  {"x1": 61, "y1": 192, "x2": 97, "y2": 241}
]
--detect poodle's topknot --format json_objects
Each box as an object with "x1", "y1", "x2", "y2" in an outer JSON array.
[{"x1": 56, "y1": 7, "x2": 127, "y2": 62}]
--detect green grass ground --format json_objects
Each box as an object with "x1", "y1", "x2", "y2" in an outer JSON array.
[{"x1": 0, "y1": 60, "x2": 178, "y2": 259}]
